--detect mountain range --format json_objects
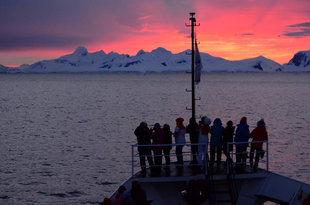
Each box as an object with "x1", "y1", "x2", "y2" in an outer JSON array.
[{"x1": 1, "y1": 47, "x2": 310, "y2": 73}]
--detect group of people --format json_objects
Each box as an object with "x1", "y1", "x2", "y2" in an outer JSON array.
[
  {"x1": 234, "y1": 117, "x2": 268, "y2": 172},
  {"x1": 134, "y1": 122, "x2": 173, "y2": 176},
  {"x1": 134, "y1": 116, "x2": 268, "y2": 175}
]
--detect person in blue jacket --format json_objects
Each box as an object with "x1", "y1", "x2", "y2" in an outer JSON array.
[
  {"x1": 234, "y1": 117, "x2": 250, "y2": 172},
  {"x1": 210, "y1": 118, "x2": 224, "y2": 168}
]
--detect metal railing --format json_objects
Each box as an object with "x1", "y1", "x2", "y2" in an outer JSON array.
[
  {"x1": 226, "y1": 140, "x2": 269, "y2": 174},
  {"x1": 131, "y1": 143, "x2": 208, "y2": 176},
  {"x1": 131, "y1": 140, "x2": 269, "y2": 177}
]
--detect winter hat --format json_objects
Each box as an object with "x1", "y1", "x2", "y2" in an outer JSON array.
[
  {"x1": 176, "y1": 117, "x2": 184, "y2": 123},
  {"x1": 189, "y1": 117, "x2": 196, "y2": 124},
  {"x1": 213, "y1": 118, "x2": 222, "y2": 126},
  {"x1": 227, "y1": 120, "x2": 233, "y2": 126},
  {"x1": 257, "y1": 119, "x2": 265, "y2": 127},
  {"x1": 240, "y1": 117, "x2": 247, "y2": 124},
  {"x1": 118, "y1": 185, "x2": 126, "y2": 194},
  {"x1": 102, "y1": 197, "x2": 111, "y2": 205},
  {"x1": 176, "y1": 117, "x2": 185, "y2": 129},
  {"x1": 204, "y1": 117, "x2": 211, "y2": 125},
  {"x1": 140, "y1": 121, "x2": 147, "y2": 127},
  {"x1": 153, "y1": 123, "x2": 161, "y2": 130},
  {"x1": 163, "y1": 124, "x2": 170, "y2": 131}
]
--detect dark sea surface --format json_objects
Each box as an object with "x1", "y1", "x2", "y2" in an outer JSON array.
[{"x1": 0, "y1": 73, "x2": 309, "y2": 204}]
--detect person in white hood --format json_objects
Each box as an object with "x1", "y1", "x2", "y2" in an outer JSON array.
[{"x1": 197, "y1": 116, "x2": 211, "y2": 166}]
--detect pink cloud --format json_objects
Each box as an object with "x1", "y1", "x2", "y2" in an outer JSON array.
[
  {"x1": 0, "y1": 0, "x2": 309, "y2": 65},
  {"x1": 138, "y1": 16, "x2": 152, "y2": 21}
]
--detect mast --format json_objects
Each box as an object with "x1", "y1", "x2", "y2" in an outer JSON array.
[{"x1": 188, "y1": 12, "x2": 198, "y2": 121}]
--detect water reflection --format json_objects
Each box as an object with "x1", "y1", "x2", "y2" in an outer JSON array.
[{"x1": 0, "y1": 73, "x2": 309, "y2": 204}]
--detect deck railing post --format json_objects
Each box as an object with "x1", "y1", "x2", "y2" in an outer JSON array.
[
  {"x1": 205, "y1": 142, "x2": 208, "y2": 176},
  {"x1": 227, "y1": 143, "x2": 230, "y2": 175},
  {"x1": 132, "y1": 144, "x2": 134, "y2": 177},
  {"x1": 266, "y1": 140, "x2": 269, "y2": 171}
]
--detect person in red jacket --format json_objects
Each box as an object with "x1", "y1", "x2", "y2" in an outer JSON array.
[{"x1": 249, "y1": 119, "x2": 268, "y2": 172}]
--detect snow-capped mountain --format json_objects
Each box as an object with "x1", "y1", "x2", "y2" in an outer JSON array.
[
  {"x1": 0, "y1": 64, "x2": 7, "y2": 71},
  {"x1": 280, "y1": 51, "x2": 310, "y2": 72},
  {"x1": 0, "y1": 64, "x2": 25, "y2": 73},
  {"x1": 1, "y1": 47, "x2": 309, "y2": 73},
  {"x1": 23, "y1": 46, "x2": 281, "y2": 73},
  {"x1": 198, "y1": 54, "x2": 281, "y2": 72}
]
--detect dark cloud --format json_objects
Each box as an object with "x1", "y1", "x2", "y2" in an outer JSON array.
[
  {"x1": 0, "y1": 0, "x2": 175, "y2": 50},
  {"x1": 0, "y1": 33, "x2": 90, "y2": 51},
  {"x1": 241, "y1": 33, "x2": 254, "y2": 36},
  {"x1": 287, "y1": 22, "x2": 310, "y2": 27},
  {"x1": 283, "y1": 22, "x2": 310, "y2": 37},
  {"x1": 283, "y1": 28, "x2": 310, "y2": 37}
]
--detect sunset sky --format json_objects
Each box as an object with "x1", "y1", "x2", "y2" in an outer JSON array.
[{"x1": 0, "y1": 0, "x2": 309, "y2": 66}]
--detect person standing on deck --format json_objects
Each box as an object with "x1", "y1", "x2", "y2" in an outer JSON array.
[
  {"x1": 249, "y1": 119, "x2": 268, "y2": 172},
  {"x1": 197, "y1": 116, "x2": 211, "y2": 167},
  {"x1": 234, "y1": 117, "x2": 250, "y2": 172},
  {"x1": 222, "y1": 120, "x2": 235, "y2": 163},
  {"x1": 162, "y1": 124, "x2": 173, "y2": 167},
  {"x1": 134, "y1": 122, "x2": 154, "y2": 176},
  {"x1": 150, "y1": 123, "x2": 164, "y2": 176},
  {"x1": 186, "y1": 117, "x2": 199, "y2": 164},
  {"x1": 210, "y1": 118, "x2": 224, "y2": 168},
  {"x1": 174, "y1": 117, "x2": 186, "y2": 165}
]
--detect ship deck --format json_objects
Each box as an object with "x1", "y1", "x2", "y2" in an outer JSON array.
[{"x1": 133, "y1": 161, "x2": 268, "y2": 183}]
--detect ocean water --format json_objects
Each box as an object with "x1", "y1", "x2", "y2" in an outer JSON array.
[{"x1": 0, "y1": 73, "x2": 309, "y2": 204}]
